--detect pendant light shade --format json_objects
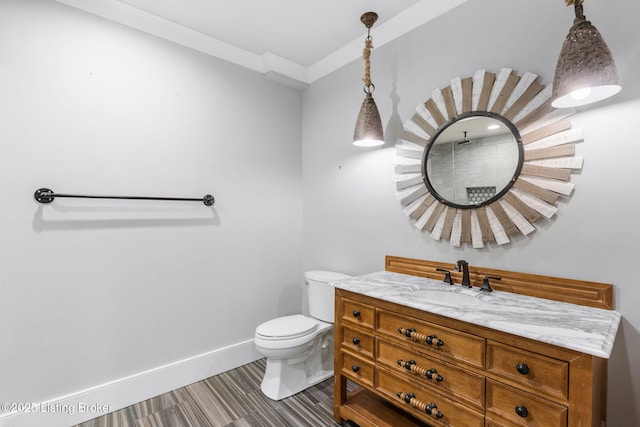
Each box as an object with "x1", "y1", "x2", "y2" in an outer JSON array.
[
  {"x1": 353, "y1": 91, "x2": 384, "y2": 147},
  {"x1": 552, "y1": 0, "x2": 621, "y2": 108},
  {"x1": 353, "y1": 12, "x2": 384, "y2": 147}
]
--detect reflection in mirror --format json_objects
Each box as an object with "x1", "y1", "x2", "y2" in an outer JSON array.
[{"x1": 423, "y1": 113, "x2": 522, "y2": 208}]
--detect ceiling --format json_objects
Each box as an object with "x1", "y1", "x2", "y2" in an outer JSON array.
[{"x1": 53, "y1": 0, "x2": 469, "y2": 89}]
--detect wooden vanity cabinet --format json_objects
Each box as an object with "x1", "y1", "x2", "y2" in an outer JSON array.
[{"x1": 334, "y1": 289, "x2": 608, "y2": 427}]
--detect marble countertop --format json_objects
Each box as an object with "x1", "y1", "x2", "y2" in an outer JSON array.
[{"x1": 333, "y1": 271, "x2": 621, "y2": 359}]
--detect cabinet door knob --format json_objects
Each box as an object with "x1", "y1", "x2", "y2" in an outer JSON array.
[
  {"x1": 352, "y1": 337, "x2": 360, "y2": 345},
  {"x1": 515, "y1": 405, "x2": 529, "y2": 418},
  {"x1": 516, "y1": 362, "x2": 530, "y2": 375},
  {"x1": 352, "y1": 310, "x2": 360, "y2": 318},
  {"x1": 351, "y1": 365, "x2": 360, "y2": 373}
]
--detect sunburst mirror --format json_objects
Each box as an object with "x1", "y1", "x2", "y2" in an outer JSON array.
[{"x1": 394, "y1": 68, "x2": 583, "y2": 248}]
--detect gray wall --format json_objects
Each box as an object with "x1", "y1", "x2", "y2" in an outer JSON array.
[
  {"x1": 0, "y1": 0, "x2": 303, "y2": 416},
  {"x1": 302, "y1": 0, "x2": 640, "y2": 426}
]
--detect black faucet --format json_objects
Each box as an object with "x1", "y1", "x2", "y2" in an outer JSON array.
[{"x1": 455, "y1": 260, "x2": 472, "y2": 288}]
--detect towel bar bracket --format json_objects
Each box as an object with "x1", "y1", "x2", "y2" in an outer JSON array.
[{"x1": 34, "y1": 188, "x2": 55, "y2": 204}]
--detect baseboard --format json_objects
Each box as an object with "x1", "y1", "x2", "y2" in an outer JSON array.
[{"x1": 0, "y1": 339, "x2": 261, "y2": 427}]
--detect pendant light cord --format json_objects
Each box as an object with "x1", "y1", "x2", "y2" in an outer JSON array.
[
  {"x1": 362, "y1": 34, "x2": 375, "y2": 93},
  {"x1": 565, "y1": 0, "x2": 585, "y2": 21}
]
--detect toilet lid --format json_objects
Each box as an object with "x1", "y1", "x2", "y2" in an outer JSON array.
[{"x1": 256, "y1": 315, "x2": 318, "y2": 340}]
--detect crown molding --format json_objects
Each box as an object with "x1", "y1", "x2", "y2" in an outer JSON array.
[{"x1": 53, "y1": 0, "x2": 468, "y2": 90}]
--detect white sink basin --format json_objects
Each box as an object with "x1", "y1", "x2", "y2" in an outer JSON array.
[{"x1": 410, "y1": 289, "x2": 486, "y2": 307}]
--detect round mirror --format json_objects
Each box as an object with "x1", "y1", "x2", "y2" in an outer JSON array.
[
  {"x1": 422, "y1": 112, "x2": 523, "y2": 209},
  {"x1": 394, "y1": 68, "x2": 585, "y2": 248}
]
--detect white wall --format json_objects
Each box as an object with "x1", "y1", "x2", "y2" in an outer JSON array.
[
  {"x1": 302, "y1": 0, "x2": 640, "y2": 426},
  {"x1": 0, "y1": 0, "x2": 303, "y2": 425},
  {"x1": 1, "y1": 0, "x2": 638, "y2": 425}
]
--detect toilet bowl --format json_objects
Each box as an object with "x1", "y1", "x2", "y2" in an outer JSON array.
[{"x1": 254, "y1": 270, "x2": 350, "y2": 400}]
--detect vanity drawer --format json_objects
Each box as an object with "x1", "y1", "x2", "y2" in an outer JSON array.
[
  {"x1": 377, "y1": 309, "x2": 485, "y2": 369},
  {"x1": 340, "y1": 351, "x2": 374, "y2": 387},
  {"x1": 341, "y1": 298, "x2": 375, "y2": 330},
  {"x1": 375, "y1": 368, "x2": 484, "y2": 427},
  {"x1": 376, "y1": 339, "x2": 485, "y2": 410},
  {"x1": 341, "y1": 325, "x2": 374, "y2": 359},
  {"x1": 486, "y1": 341, "x2": 569, "y2": 401},
  {"x1": 486, "y1": 380, "x2": 567, "y2": 427}
]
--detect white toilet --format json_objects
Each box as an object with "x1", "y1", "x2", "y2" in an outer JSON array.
[{"x1": 254, "y1": 270, "x2": 350, "y2": 400}]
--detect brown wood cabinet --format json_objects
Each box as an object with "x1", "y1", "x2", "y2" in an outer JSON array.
[{"x1": 333, "y1": 256, "x2": 614, "y2": 427}]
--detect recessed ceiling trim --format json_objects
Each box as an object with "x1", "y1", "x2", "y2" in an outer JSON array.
[{"x1": 53, "y1": 0, "x2": 469, "y2": 90}]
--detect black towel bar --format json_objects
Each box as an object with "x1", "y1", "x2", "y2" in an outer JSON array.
[{"x1": 33, "y1": 188, "x2": 214, "y2": 206}]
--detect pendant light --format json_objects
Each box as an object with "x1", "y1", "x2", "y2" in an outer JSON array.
[
  {"x1": 353, "y1": 11, "x2": 384, "y2": 147},
  {"x1": 551, "y1": 0, "x2": 621, "y2": 108}
]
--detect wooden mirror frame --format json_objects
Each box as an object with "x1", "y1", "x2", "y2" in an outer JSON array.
[{"x1": 394, "y1": 68, "x2": 584, "y2": 248}]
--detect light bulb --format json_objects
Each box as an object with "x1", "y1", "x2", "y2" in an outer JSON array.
[
  {"x1": 353, "y1": 138, "x2": 384, "y2": 147},
  {"x1": 570, "y1": 87, "x2": 592, "y2": 101}
]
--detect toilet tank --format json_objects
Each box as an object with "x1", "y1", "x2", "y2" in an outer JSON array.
[{"x1": 305, "y1": 270, "x2": 351, "y2": 323}]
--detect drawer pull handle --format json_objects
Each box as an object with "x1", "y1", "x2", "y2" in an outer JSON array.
[
  {"x1": 397, "y1": 359, "x2": 444, "y2": 382},
  {"x1": 427, "y1": 335, "x2": 445, "y2": 346},
  {"x1": 396, "y1": 392, "x2": 444, "y2": 419},
  {"x1": 397, "y1": 327, "x2": 445, "y2": 347},
  {"x1": 398, "y1": 327, "x2": 416, "y2": 337},
  {"x1": 352, "y1": 337, "x2": 360, "y2": 345},
  {"x1": 351, "y1": 365, "x2": 360, "y2": 373},
  {"x1": 352, "y1": 310, "x2": 361, "y2": 318},
  {"x1": 516, "y1": 362, "x2": 530, "y2": 375},
  {"x1": 515, "y1": 405, "x2": 529, "y2": 418},
  {"x1": 398, "y1": 359, "x2": 417, "y2": 369},
  {"x1": 426, "y1": 368, "x2": 444, "y2": 382}
]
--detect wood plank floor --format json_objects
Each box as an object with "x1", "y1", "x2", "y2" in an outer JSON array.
[{"x1": 73, "y1": 359, "x2": 348, "y2": 427}]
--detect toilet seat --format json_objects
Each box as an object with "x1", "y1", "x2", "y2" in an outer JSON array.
[{"x1": 256, "y1": 314, "x2": 318, "y2": 341}]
